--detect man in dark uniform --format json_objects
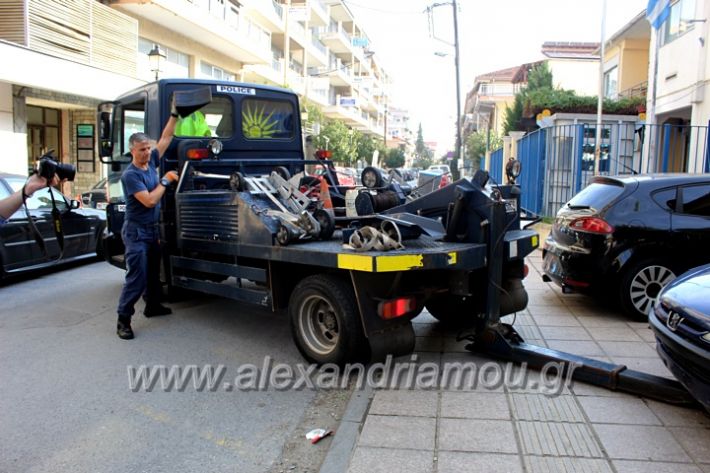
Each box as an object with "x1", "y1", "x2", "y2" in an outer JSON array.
[{"x1": 116, "y1": 106, "x2": 179, "y2": 340}]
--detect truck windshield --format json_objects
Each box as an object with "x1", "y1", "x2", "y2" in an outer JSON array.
[
  {"x1": 242, "y1": 98, "x2": 295, "y2": 140},
  {"x1": 176, "y1": 96, "x2": 233, "y2": 138}
]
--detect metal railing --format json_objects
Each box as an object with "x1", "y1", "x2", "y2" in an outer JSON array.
[{"x1": 489, "y1": 123, "x2": 710, "y2": 217}]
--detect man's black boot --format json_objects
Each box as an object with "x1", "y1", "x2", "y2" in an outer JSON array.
[
  {"x1": 144, "y1": 304, "x2": 172, "y2": 318},
  {"x1": 117, "y1": 318, "x2": 134, "y2": 340}
]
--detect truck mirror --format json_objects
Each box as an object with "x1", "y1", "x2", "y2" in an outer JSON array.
[{"x1": 97, "y1": 103, "x2": 114, "y2": 160}]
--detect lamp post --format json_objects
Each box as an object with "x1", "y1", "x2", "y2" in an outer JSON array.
[
  {"x1": 148, "y1": 44, "x2": 166, "y2": 81},
  {"x1": 428, "y1": 0, "x2": 462, "y2": 180}
]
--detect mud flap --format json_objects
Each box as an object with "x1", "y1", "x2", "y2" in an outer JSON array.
[{"x1": 349, "y1": 271, "x2": 415, "y2": 362}]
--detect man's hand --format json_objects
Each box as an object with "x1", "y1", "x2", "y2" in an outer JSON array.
[
  {"x1": 171, "y1": 95, "x2": 179, "y2": 118},
  {"x1": 24, "y1": 174, "x2": 49, "y2": 196},
  {"x1": 164, "y1": 171, "x2": 179, "y2": 184}
]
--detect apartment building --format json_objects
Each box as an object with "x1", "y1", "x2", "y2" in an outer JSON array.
[
  {"x1": 645, "y1": 0, "x2": 709, "y2": 172},
  {"x1": 600, "y1": 11, "x2": 650, "y2": 100},
  {"x1": 0, "y1": 0, "x2": 392, "y2": 194}
]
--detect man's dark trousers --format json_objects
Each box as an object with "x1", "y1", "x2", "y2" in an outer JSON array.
[{"x1": 117, "y1": 222, "x2": 162, "y2": 319}]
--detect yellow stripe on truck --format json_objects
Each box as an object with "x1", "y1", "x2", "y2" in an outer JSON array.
[
  {"x1": 337, "y1": 254, "x2": 373, "y2": 272},
  {"x1": 375, "y1": 254, "x2": 424, "y2": 272},
  {"x1": 337, "y1": 253, "x2": 427, "y2": 272},
  {"x1": 531, "y1": 235, "x2": 539, "y2": 248}
]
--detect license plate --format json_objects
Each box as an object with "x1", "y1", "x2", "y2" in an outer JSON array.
[
  {"x1": 96, "y1": 202, "x2": 108, "y2": 210},
  {"x1": 117, "y1": 205, "x2": 126, "y2": 212}
]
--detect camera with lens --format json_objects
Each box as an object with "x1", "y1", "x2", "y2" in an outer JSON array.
[{"x1": 36, "y1": 151, "x2": 76, "y2": 182}]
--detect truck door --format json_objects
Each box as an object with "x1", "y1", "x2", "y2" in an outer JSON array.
[{"x1": 103, "y1": 94, "x2": 147, "y2": 266}]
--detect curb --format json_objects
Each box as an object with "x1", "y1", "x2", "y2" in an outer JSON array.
[{"x1": 318, "y1": 384, "x2": 373, "y2": 473}]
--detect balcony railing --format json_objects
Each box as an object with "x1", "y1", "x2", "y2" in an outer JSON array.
[
  {"x1": 618, "y1": 81, "x2": 648, "y2": 99},
  {"x1": 311, "y1": 36, "x2": 327, "y2": 55},
  {"x1": 271, "y1": 0, "x2": 283, "y2": 18}
]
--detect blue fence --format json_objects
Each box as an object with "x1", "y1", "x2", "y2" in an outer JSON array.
[
  {"x1": 488, "y1": 147, "x2": 503, "y2": 184},
  {"x1": 489, "y1": 123, "x2": 710, "y2": 217}
]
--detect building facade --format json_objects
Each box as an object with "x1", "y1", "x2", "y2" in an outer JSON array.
[{"x1": 0, "y1": 0, "x2": 393, "y2": 195}]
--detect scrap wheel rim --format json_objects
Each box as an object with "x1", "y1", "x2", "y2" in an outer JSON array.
[
  {"x1": 629, "y1": 265, "x2": 676, "y2": 315},
  {"x1": 298, "y1": 295, "x2": 340, "y2": 356}
]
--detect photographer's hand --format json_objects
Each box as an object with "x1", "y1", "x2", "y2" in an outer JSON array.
[{"x1": 24, "y1": 174, "x2": 49, "y2": 196}]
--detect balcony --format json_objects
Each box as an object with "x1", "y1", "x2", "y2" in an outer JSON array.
[
  {"x1": 309, "y1": 0, "x2": 329, "y2": 27},
  {"x1": 240, "y1": 0, "x2": 285, "y2": 33},
  {"x1": 110, "y1": 0, "x2": 272, "y2": 65},
  {"x1": 306, "y1": 35, "x2": 328, "y2": 67},
  {"x1": 0, "y1": 0, "x2": 138, "y2": 76},
  {"x1": 319, "y1": 21, "x2": 352, "y2": 54}
]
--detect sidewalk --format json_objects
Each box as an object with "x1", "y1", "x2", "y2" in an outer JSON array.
[{"x1": 322, "y1": 249, "x2": 710, "y2": 473}]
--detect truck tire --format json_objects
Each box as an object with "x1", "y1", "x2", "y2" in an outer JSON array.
[
  {"x1": 289, "y1": 274, "x2": 367, "y2": 365},
  {"x1": 619, "y1": 258, "x2": 677, "y2": 321},
  {"x1": 425, "y1": 294, "x2": 478, "y2": 328}
]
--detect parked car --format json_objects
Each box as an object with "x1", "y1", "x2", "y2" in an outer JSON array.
[
  {"x1": 650, "y1": 264, "x2": 710, "y2": 411},
  {"x1": 542, "y1": 174, "x2": 710, "y2": 320},
  {"x1": 427, "y1": 164, "x2": 451, "y2": 175},
  {"x1": 81, "y1": 177, "x2": 107, "y2": 209},
  {"x1": 0, "y1": 173, "x2": 106, "y2": 278}
]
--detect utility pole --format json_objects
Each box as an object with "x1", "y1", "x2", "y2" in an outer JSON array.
[
  {"x1": 452, "y1": 0, "x2": 462, "y2": 180},
  {"x1": 283, "y1": 0, "x2": 291, "y2": 86},
  {"x1": 594, "y1": 0, "x2": 606, "y2": 175}
]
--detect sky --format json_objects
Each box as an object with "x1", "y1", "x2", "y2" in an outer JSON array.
[{"x1": 344, "y1": 0, "x2": 649, "y2": 155}]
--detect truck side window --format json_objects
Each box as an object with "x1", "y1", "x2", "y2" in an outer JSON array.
[
  {"x1": 176, "y1": 96, "x2": 233, "y2": 138},
  {"x1": 242, "y1": 98, "x2": 294, "y2": 140}
]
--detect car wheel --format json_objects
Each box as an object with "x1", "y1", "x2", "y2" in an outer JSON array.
[
  {"x1": 289, "y1": 274, "x2": 368, "y2": 365},
  {"x1": 620, "y1": 259, "x2": 677, "y2": 320}
]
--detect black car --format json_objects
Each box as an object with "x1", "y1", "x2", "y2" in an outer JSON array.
[
  {"x1": 542, "y1": 174, "x2": 710, "y2": 319},
  {"x1": 81, "y1": 177, "x2": 107, "y2": 209},
  {"x1": 650, "y1": 264, "x2": 710, "y2": 411},
  {"x1": 0, "y1": 173, "x2": 106, "y2": 277}
]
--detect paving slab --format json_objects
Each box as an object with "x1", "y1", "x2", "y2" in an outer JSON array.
[
  {"x1": 367, "y1": 390, "x2": 438, "y2": 418},
  {"x1": 347, "y1": 447, "x2": 433, "y2": 473},
  {"x1": 578, "y1": 396, "x2": 661, "y2": 425},
  {"x1": 612, "y1": 460, "x2": 704, "y2": 473},
  {"x1": 438, "y1": 451, "x2": 522, "y2": 473},
  {"x1": 593, "y1": 424, "x2": 691, "y2": 462},
  {"x1": 523, "y1": 456, "x2": 613, "y2": 473},
  {"x1": 440, "y1": 391, "x2": 510, "y2": 420},
  {"x1": 439, "y1": 418, "x2": 518, "y2": 453},
  {"x1": 516, "y1": 420, "x2": 604, "y2": 457},
  {"x1": 357, "y1": 415, "x2": 436, "y2": 451}
]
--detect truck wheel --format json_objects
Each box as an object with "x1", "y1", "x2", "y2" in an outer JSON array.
[
  {"x1": 620, "y1": 258, "x2": 677, "y2": 320},
  {"x1": 425, "y1": 294, "x2": 478, "y2": 328},
  {"x1": 289, "y1": 274, "x2": 367, "y2": 365}
]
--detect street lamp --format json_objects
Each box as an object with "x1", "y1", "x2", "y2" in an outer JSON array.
[{"x1": 148, "y1": 44, "x2": 166, "y2": 81}]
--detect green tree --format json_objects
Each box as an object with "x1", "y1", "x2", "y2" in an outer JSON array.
[
  {"x1": 312, "y1": 120, "x2": 358, "y2": 166},
  {"x1": 466, "y1": 130, "x2": 503, "y2": 171},
  {"x1": 383, "y1": 147, "x2": 405, "y2": 169},
  {"x1": 503, "y1": 62, "x2": 553, "y2": 134}
]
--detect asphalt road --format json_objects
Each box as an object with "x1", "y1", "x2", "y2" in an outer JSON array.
[{"x1": 0, "y1": 261, "x2": 330, "y2": 473}]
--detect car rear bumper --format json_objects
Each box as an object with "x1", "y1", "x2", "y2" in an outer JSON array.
[
  {"x1": 649, "y1": 312, "x2": 710, "y2": 411},
  {"x1": 542, "y1": 243, "x2": 604, "y2": 292}
]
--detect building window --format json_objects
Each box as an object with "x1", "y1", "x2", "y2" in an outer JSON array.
[
  {"x1": 26, "y1": 105, "x2": 61, "y2": 172},
  {"x1": 138, "y1": 38, "x2": 189, "y2": 79},
  {"x1": 603, "y1": 66, "x2": 618, "y2": 99},
  {"x1": 200, "y1": 61, "x2": 235, "y2": 81},
  {"x1": 662, "y1": 0, "x2": 696, "y2": 45}
]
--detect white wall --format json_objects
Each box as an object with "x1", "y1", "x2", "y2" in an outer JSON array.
[
  {"x1": 548, "y1": 59, "x2": 599, "y2": 96},
  {"x1": 0, "y1": 83, "x2": 27, "y2": 175}
]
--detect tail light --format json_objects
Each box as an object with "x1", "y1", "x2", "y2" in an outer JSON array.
[
  {"x1": 439, "y1": 174, "x2": 450, "y2": 189},
  {"x1": 186, "y1": 148, "x2": 209, "y2": 159},
  {"x1": 568, "y1": 216, "x2": 613, "y2": 234},
  {"x1": 378, "y1": 297, "x2": 417, "y2": 319},
  {"x1": 315, "y1": 149, "x2": 332, "y2": 159}
]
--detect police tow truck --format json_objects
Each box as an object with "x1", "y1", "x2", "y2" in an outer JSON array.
[{"x1": 98, "y1": 79, "x2": 695, "y2": 405}]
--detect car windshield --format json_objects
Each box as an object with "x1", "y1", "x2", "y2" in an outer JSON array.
[
  {"x1": 6, "y1": 177, "x2": 25, "y2": 193},
  {"x1": 566, "y1": 182, "x2": 624, "y2": 211}
]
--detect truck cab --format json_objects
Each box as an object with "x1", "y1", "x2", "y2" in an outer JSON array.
[{"x1": 99, "y1": 79, "x2": 305, "y2": 267}]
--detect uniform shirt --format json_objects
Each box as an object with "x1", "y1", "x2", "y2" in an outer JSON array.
[{"x1": 121, "y1": 148, "x2": 160, "y2": 225}]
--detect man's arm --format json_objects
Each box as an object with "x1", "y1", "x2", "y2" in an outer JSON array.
[
  {"x1": 155, "y1": 114, "x2": 177, "y2": 159},
  {"x1": 132, "y1": 171, "x2": 178, "y2": 209},
  {"x1": 0, "y1": 174, "x2": 50, "y2": 220}
]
